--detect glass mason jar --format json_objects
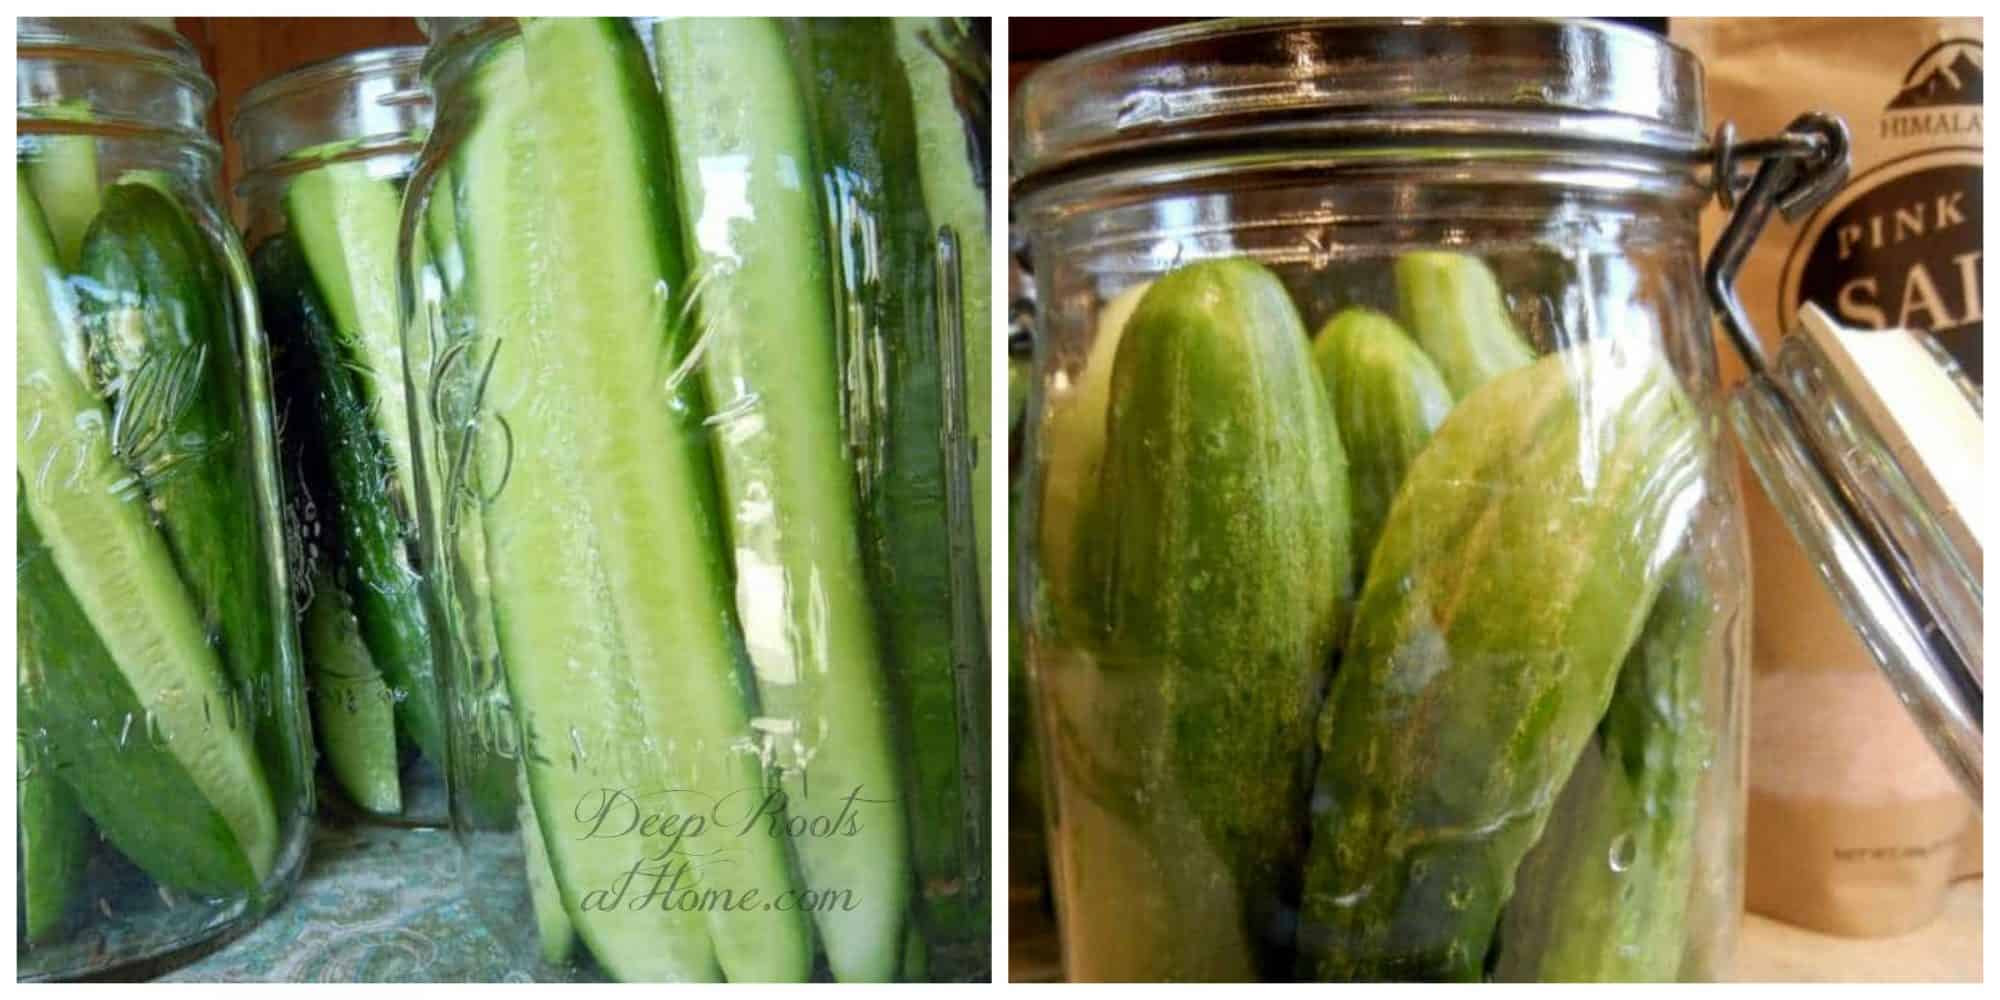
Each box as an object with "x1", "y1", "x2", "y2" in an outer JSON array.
[
  {"x1": 1014, "y1": 18, "x2": 1767, "y2": 983},
  {"x1": 16, "y1": 17, "x2": 313, "y2": 980},
  {"x1": 400, "y1": 17, "x2": 990, "y2": 982},
  {"x1": 230, "y1": 47, "x2": 448, "y2": 828}
]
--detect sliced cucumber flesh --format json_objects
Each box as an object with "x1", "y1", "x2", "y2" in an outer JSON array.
[
  {"x1": 516, "y1": 16, "x2": 811, "y2": 983},
  {"x1": 302, "y1": 573, "x2": 402, "y2": 816},
  {"x1": 657, "y1": 16, "x2": 909, "y2": 983},
  {"x1": 17, "y1": 629, "x2": 89, "y2": 943},
  {"x1": 21, "y1": 100, "x2": 101, "y2": 268},
  {"x1": 283, "y1": 161, "x2": 420, "y2": 522},
  {"x1": 452, "y1": 34, "x2": 719, "y2": 983}
]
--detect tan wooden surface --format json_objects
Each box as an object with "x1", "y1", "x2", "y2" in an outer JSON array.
[{"x1": 1732, "y1": 878, "x2": 1982, "y2": 983}]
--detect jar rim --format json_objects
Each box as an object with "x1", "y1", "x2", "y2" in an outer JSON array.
[
  {"x1": 417, "y1": 17, "x2": 522, "y2": 88},
  {"x1": 1012, "y1": 17, "x2": 1706, "y2": 187},
  {"x1": 16, "y1": 17, "x2": 212, "y2": 105},
  {"x1": 235, "y1": 45, "x2": 427, "y2": 123},
  {"x1": 231, "y1": 45, "x2": 430, "y2": 181}
]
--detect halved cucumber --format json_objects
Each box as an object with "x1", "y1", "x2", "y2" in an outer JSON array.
[
  {"x1": 515, "y1": 760, "x2": 575, "y2": 965},
  {"x1": 656, "y1": 16, "x2": 909, "y2": 983},
  {"x1": 422, "y1": 161, "x2": 464, "y2": 297},
  {"x1": 894, "y1": 17, "x2": 992, "y2": 622},
  {"x1": 512, "y1": 17, "x2": 811, "y2": 981},
  {"x1": 20, "y1": 100, "x2": 101, "y2": 268},
  {"x1": 450, "y1": 31, "x2": 717, "y2": 982},
  {"x1": 281, "y1": 164, "x2": 444, "y2": 761},
  {"x1": 793, "y1": 19, "x2": 982, "y2": 960},
  {"x1": 302, "y1": 571, "x2": 402, "y2": 816},
  {"x1": 283, "y1": 161, "x2": 419, "y2": 519},
  {"x1": 16, "y1": 172, "x2": 278, "y2": 892}
]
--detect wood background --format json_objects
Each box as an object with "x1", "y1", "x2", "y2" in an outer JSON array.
[{"x1": 175, "y1": 17, "x2": 423, "y2": 188}]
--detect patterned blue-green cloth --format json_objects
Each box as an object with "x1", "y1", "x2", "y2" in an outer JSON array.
[{"x1": 163, "y1": 823, "x2": 529, "y2": 983}]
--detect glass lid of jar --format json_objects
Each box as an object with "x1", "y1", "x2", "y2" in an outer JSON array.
[
  {"x1": 1729, "y1": 307, "x2": 1984, "y2": 802},
  {"x1": 1011, "y1": 17, "x2": 1706, "y2": 186},
  {"x1": 1709, "y1": 123, "x2": 1984, "y2": 802}
]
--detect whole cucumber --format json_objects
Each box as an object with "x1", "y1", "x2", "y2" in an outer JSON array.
[
  {"x1": 1080, "y1": 258, "x2": 1353, "y2": 978},
  {"x1": 17, "y1": 627, "x2": 89, "y2": 943},
  {"x1": 1310, "y1": 307, "x2": 1455, "y2": 577},
  {"x1": 1297, "y1": 343, "x2": 1705, "y2": 982},
  {"x1": 1394, "y1": 251, "x2": 1537, "y2": 397},
  {"x1": 1494, "y1": 559, "x2": 1712, "y2": 982}
]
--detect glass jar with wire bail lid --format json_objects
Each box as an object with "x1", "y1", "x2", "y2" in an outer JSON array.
[
  {"x1": 16, "y1": 17, "x2": 313, "y2": 979},
  {"x1": 398, "y1": 17, "x2": 992, "y2": 981},
  {"x1": 230, "y1": 45, "x2": 448, "y2": 829},
  {"x1": 1013, "y1": 17, "x2": 1864, "y2": 982}
]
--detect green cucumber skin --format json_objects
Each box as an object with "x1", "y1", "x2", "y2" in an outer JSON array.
[
  {"x1": 1311, "y1": 307, "x2": 1455, "y2": 577},
  {"x1": 1495, "y1": 561, "x2": 1711, "y2": 982},
  {"x1": 894, "y1": 17, "x2": 992, "y2": 626},
  {"x1": 280, "y1": 169, "x2": 445, "y2": 764},
  {"x1": 656, "y1": 17, "x2": 907, "y2": 983},
  {"x1": 16, "y1": 766, "x2": 89, "y2": 944},
  {"x1": 257, "y1": 232, "x2": 394, "y2": 811},
  {"x1": 794, "y1": 18, "x2": 985, "y2": 950},
  {"x1": 1394, "y1": 252, "x2": 1538, "y2": 398},
  {"x1": 301, "y1": 573, "x2": 403, "y2": 817},
  {"x1": 1086, "y1": 258, "x2": 1354, "y2": 979},
  {"x1": 17, "y1": 491, "x2": 265, "y2": 896},
  {"x1": 17, "y1": 624, "x2": 91, "y2": 944},
  {"x1": 75, "y1": 179, "x2": 301, "y2": 813},
  {"x1": 256, "y1": 231, "x2": 451, "y2": 818},
  {"x1": 1297, "y1": 347, "x2": 1705, "y2": 982},
  {"x1": 406, "y1": 176, "x2": 526, "y2": 833}
]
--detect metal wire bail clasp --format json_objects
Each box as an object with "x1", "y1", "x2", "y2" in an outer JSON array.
[
  {"x1": 1701, "y1": 111, "x2": 1986, "y2": 801},
  {"x1": 1701, "y1": 112, "x2": 1853, "y2": 376}
]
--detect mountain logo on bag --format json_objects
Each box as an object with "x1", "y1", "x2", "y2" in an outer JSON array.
[
  {"x1": 1879, "y1": 40, "x2": 1983, "y2": 139},
  {"x1": 1779, "y1": 37, "x2": 1984, "y2": 385},
  {"x1": 1887, "y1": 40, "x2": 1983, "y2": 109}
]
